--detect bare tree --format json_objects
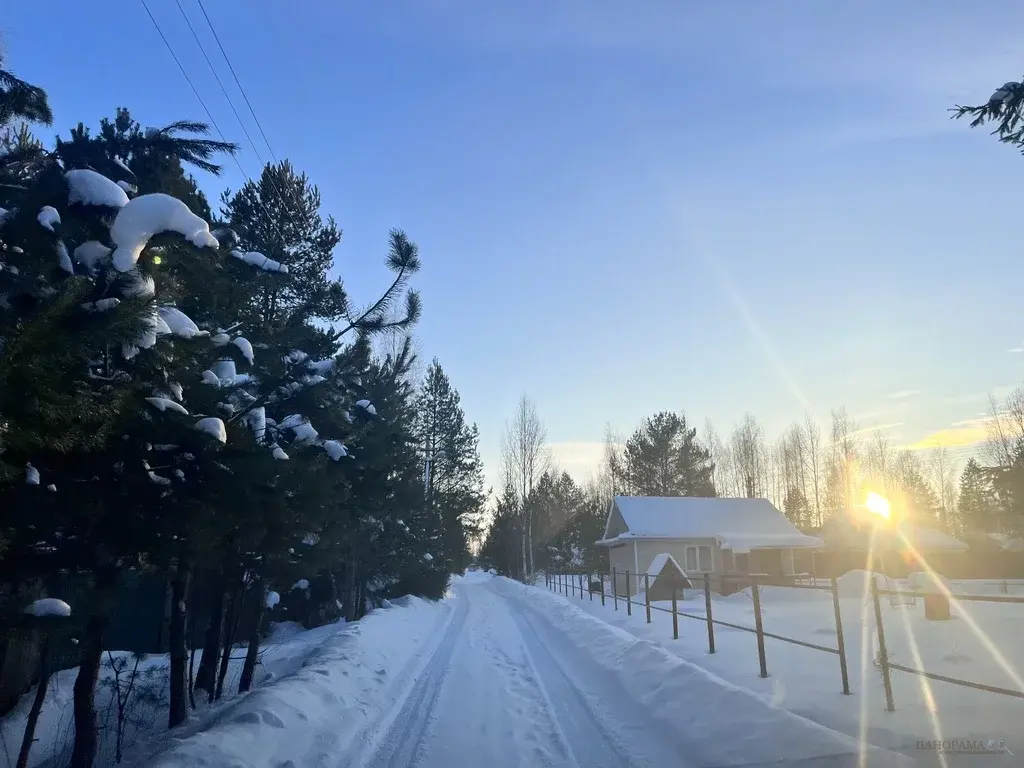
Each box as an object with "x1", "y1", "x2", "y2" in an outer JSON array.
[
  {"x1": 730, "y1": 413, "x2": 765, "y2": 498},
  {"x1": 703, "y1": 418, "x2": 729, "y2": 496},
  {"x1": 985, "y1": 388, "x2": 1024, "y2": 467},
  {"x1": 929, "y1": 446, "x2": 959, "y2": 532},
  {"x1": 864, "y1": 428, "x2": 897, "y2": 493},
  {"x1": 601, "y1": 423, "x2": 625, "y2": 499},
  {"x1": 500, "y1": 395, "x2": 550, "y2": 578},
  {"x1": 828, "y1": 407, "x2": 859, "y2": 511},
  {"x1": 802, "y1": 412, "x2": 824, "y2": 526}
]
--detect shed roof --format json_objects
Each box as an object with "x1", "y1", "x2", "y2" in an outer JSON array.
[{"x1": 597, "y1": 496, "x2": 823, "y2": 551}]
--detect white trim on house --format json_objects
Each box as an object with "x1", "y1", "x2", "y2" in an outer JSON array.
[
  {"x1": 633, "y1": 540, "x2": 640, "y2": 574},
  {"x1": 682, "y1": 544, "x2": 713, "y2": 572}
]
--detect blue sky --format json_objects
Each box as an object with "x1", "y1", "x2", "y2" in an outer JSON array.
[{"x1": 4, "y1": 1, "x2": 1024, "y2": 490}]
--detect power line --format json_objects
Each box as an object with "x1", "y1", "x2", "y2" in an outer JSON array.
[
  {"x1": 139, "y1": 0, "x2": 291, "y2": 247},
  {"x1": 195, "y1": 0, "x2": 279, "y2": 162},
  {"x1": 172, "y1": 0, "x2": 298, "y2": 234},
  {"x1": 173, "y1": 0, "x2": 267, "y2": 169},
  {"x1": 139, "y1": 0, "x2": 230, "y2": 145}
]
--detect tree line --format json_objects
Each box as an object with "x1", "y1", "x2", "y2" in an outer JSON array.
[
  {"x1": 482, "y1": 388, "x2": 1024, "y2": 582},
  {"x1": 0, "y1": 54, "x2": 484, "y2": 767}
]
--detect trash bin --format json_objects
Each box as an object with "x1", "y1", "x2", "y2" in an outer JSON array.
[{"x1": 924, "y1": 592, "x2": 951, "y2": 621}]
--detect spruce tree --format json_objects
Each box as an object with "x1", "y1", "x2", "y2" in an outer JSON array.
[
  {"x1": 481, "y1": 481, "x2": 523, "y2": 575},
  {"x1": 783, "y1": 486, "x2": 811, "y2": 528},
  {"x1": 958, "y1": 458, "x2": 999, "y2": 533},
  {"x1": 413, "y1": 359, "x2": 485, "y2": 573}
]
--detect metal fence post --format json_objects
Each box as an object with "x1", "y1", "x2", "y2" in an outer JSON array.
[
  {"x1": 830, "y1": 576, "x2": 850, "y2": 695},
  {"x1": 870, "y1": 577, "x2": 895, "y2": 712},
  {"x1": 613, "y1": 568, "x2": 618, "y2": 610},
  {"x1": 644, "y1": 573, "x2": 651, "y2": 623},
  {"x1": 588, "y1": 573, "x2": 593, "y2": 601},
  {"x1": 671, "y1": 589, "x2": 679, "y2": 639},
  {"x1": 601, "y1": 573, "x2": 606, "y2": 606},
  {"x1": 579, "y1": 573, "x2": 584, "y2": 600},
  {"x1": 704, "y1": 573, "x2": 716, "y2": 654},
  {"x1": 752, "y1": 577, "x2": 768, "y2": 678},
  {"x1": 626, "y1": 571, "x2": 632, "y2": 616}
]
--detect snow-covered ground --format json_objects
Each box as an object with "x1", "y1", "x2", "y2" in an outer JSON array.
[
  {"x1": 549, "y1": 572, "x2": 1024, "y2": 767},
  {"x1": 1, "y1": 597, "x2": 448, "y2": 768},
  {"x1": 8, "y1": 573, "x2": 958, "y2": 767},
  {"x1": 340, "y1": 573, "x2": 904, "y2": 767}
]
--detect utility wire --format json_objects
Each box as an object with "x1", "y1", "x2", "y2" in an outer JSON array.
[
  {"x1": 195, "y1": 0, "x2": 280, "y2": 162},
  {"x1": 173, "y1": 0, "x2": 267, "y2": 168},
  {"x1": 172, "y1": 0, "x2": 298, "y2": 237},
  {"x1": 139, "y1": 0, "x2": 230, "y2": 146},
  {"x1": 139, "y1": 0, "x2": 290, "y2": 247}
]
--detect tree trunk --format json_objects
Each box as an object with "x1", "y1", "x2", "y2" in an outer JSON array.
[
  {"x1": 194, "y1": 571, "x2": 225, "y2": 698},
  {"x1": 215, "y1": 583, "x2": 242, "y2": 701},
  {"x1": 168, "y1": 555, "x2": 191, "y2": 728},
  {"x1": 70, "y1": 566, "x2": 118, "y2": 768},
  {"x1": 238, "y1": 579, "x2": 266, "y2": 693},
  {"x1": 16, "y1": 635, "x2": 51, "y2": 768}
]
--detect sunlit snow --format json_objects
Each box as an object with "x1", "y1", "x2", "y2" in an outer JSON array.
[{"x1": 110, "y1": 193, "x2": 219, "y2": 272}]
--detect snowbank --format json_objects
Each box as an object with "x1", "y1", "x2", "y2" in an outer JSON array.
[
  {"x1": 497, "y1": 579, "x2": 911, "y2": 767},
  {"x1": 834, "y1": 569, "x2": 889, "y2": 598},
  {"x1": 138, "y1": 597, "x2": 450, "y2": 768}
]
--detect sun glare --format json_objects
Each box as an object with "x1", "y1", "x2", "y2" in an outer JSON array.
[{"x1": 864, "y1": 492, "x2": 891, "y2": 520}]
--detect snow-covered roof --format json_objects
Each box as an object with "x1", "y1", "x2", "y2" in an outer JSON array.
[
  {"x1": 895, "y1": 524, "x2": 967, "y2": 552},
  {"x1": 648, "y1": 552, "x2": 686, "y2": 578},
  {"x1": 986, "y1": 533, "x2": 1024, "y2": 552},
  {"x1": 597, "y1": 496, "x2": 823, "y2": 551},
  {"x1": 823, "y1": 512, "x2": 968, "y2": 553}
]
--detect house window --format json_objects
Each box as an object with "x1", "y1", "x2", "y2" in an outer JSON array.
[
  {"x1": 685, "y1": 546, "x2": 713, "y2": 572},
  {"x1": 698, "y1": 545, "x2": 712, "y2": 572}
]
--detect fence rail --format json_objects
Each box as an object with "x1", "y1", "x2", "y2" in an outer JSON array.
[{"x1": 545, "y1": 568, "x2": 1024, "y2": 710}]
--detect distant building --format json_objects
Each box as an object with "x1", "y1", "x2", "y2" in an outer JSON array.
[
  {"x1": 595, "y1": 496, "x2": 823, "y2": 595},
  {"x1": 820, "y1": 507, "x2": 968, "y2": 577}
]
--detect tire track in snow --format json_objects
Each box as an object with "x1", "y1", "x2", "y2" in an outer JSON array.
[
  {"x1": 507, "y1": 591, "x2": 690, "y2": 768},
  {"x1": 344, "y1": 593, "x2": 470, "y2": 768}
]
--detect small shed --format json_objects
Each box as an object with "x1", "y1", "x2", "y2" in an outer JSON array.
[{"x1": 643, "y1": 553, "x2": 693, "y2": 601}]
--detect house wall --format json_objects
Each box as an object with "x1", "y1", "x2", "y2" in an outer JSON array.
[
  {"x1": 607, "y1": 538, "x2": 722, "y2": 595},
  {"x1": 605, "y1": 539, "x2": 818, "y2": 594},
  {"x1": 607, "y1": 544, "x2": 634, "y2": 594}
]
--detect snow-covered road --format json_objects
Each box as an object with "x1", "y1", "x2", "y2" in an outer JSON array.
[{"x1": 343, "y1": 576, "x2": 913, "y2": 768}]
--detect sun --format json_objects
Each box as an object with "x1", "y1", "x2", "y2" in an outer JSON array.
[{"x1": 864, "y1": 491, "x2": 891, "y2": 521}]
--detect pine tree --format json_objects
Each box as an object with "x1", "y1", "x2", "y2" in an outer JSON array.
[
  {"x1": 953, "y1": 77, "x2": 1024, "y2": 153},
  {"x1": 617, "y1": 411, "x2": 715, "y2": 497},
  {"x1": 0, "y1": 53, "x2": 52, "y2": 128},
  {"x1": 219, "y1": 161, "x2": 347, "y2": 327}
]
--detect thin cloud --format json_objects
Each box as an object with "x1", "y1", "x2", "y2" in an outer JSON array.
[
  {"x1": 548, "y1": 441, "x2": 608, "y2": 482},
  {"x1": 905, "y1": 420, "x2": 992, "y2": 451},
  {"x1": 886, "y1": 389, "x2": 920, "y2": 400},
  {"x1": 851, "y1": 422, "x2": 904, "y2": 438},
  {"x1": 1008, "y1": 347, "x2": 1024, "y2": 354}
]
